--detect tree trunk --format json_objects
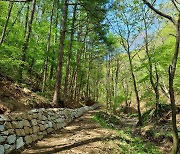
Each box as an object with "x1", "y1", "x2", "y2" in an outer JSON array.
[
  {"x1": 42, "y1": 0, "x2": 55, "y2": 92},
  {"x1": 64, "y1": 3, "x2": 77, "y2": 99},
  {"x1": 127, "y1": 50, "x2": 142, "y2": 126},
  {"x1": 53, "y1": 0, "x2": 68, "y2": 106},
  {"x1": 19, "y1": 0, "x2": 36, "y2": 81},
  {"x1": 143, "y1": 12, "x2": 160, "y2": 116},
  {"x1": 0, "y1": 2, "x2": 14, "y2": 46},
  {"x1": 169, "y1": 14, "x2": 180, "y2": 154}
]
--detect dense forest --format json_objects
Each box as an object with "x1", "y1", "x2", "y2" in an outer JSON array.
[{"x1": 0, "y1": 0, "x2": 179, "y2": 153}]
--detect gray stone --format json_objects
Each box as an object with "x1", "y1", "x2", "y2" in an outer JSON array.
[
  {"x1": 1, "y1": 131, "x2": 9, "y2": 135},
  {"x1": 31, "y1": 134, "x2": 38, "y2": 142},
  {"x1": 0, "y1": 145, "x2": 4, "y2": 154},
  {"x1": 23, "y1": 120, "x2": 30, "y2": 127},
  {"x1": 12, "y1": 121, "x2": 20, "y2": 129},
  {"x1": 4, "y1": 122, "x2": 12, "y2": 129},
  {"x1": 48, "y1": 121, "x2": 52, "y2": 128},
  {"x1": 0, "y1": 115, "x2": 10, "y2": 121},
  {"x1": 18, "y1": 121, "x2": 24, "y2": 128},
  {"x1": 4, "y1": 144, "x2": 15, "y2": 153},
  {"x1": 33, "y1": 126, "x2": 39, "y2": 133},
  {"x1": 0, "y1": 136, "x2": 6, "y2": 143},
  {"x1": 47, "y1": 128, "x2": 54, "y2": 133},
  {"x1": 24, "y1": 136, "x2": 32, "y2": 144},
  {"x1": 16, "y1": 129, "x2": 25, "y2": 136},
  {"x1": 31, "y1": 119, "x2": 37, "y2": 126},
  {"x1": 7, "y1": 129, "x2": 14, "y2": 135},
  {"x1": 16, "y1": 137, "x2": 24, "y2": 149},
  {"x1": 0, "y1": 125, "x2": 5, "y2": 131},
  {"x1": 7, "y1": 135, "x2": 16, "y2": 144}
]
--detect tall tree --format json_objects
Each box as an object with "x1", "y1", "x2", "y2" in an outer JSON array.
[
  {"x1": 53, "y1": 0, "x2": 68, "y2": 106},
  {"x1": 142, "y1": 0, "x2": 180, "y2": 153}
]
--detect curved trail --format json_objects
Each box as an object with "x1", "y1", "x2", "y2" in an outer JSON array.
[{"x1": 22, "y1": 109, "x2": 121, "y2": 154}]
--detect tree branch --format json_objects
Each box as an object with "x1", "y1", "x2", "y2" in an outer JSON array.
[
  {"x1": 142, "y1": 0, "x2": 176, "y2": 25},
  {"x1": 2, "y1": 0, "x2": 32, "y2": 2},
  {"x1": 171, "y1": 0, "x2": 180, "y2": 12}
]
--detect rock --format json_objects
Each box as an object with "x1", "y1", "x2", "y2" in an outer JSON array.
[
  {"x1": 4, "y1": 144, "x2": 15, "y2": 154},
  {"x1": 27, "y1": 114, "x2": 33, "y2": 121},
  {"x1": 48, "y1": 121, "x2": 52, "y2": 128},
  {"x1": 0, "y1": 136, "x2": 6, "y2": 143},
  {"x1": 8, "y1": 129, "x2": 14, "y2": 135},
  {"x1": 33, "y1": 126, "x2": 39, "y2": 133},
  {"x1": 22, "y1": 120, "x2": 30, "y2": 127},
  {"x1": 16, "y1": 129, "x2": 25, "y2": 136},
  {"x1": 16, "y1": 137, "x2": 24, "y2": 149},
  {"x1": 24, "y1": 136, "x2": 32, "y2": 144},
  {"x1": 12, "y1": 121, "x2": 20, "y2": 129},
  {"x1": 31, "y1": 119, "x2": 37, "y2": 126},
  {"x1": 1, "y1": 131, "x2": 9, "y2": 135},
  {"x1": 7, "y1": 135, "x2": 16, "y2": 144},
  {"x1": 24, "y1": 127, "x2": 31, "y2": 135},
  {"x1": 0, "y1": 125, "x2": 5, "y2": 131},
  {"x1": 47, "y1": 128, "x2": 54, "y2": 133},
  {"x1": 0, "y1": 145, "x2": 5, "y2": 154},
  {"x1": 39, "y1": 125, "x2": 45, "y2": 131},
  {"x1": 31, "y1": 134, "x2": 38, "y2": 142},
  {"x1": 4, "y1": 122, "x2": 12, "y2": 129},
  {"x1": 18, "y1": 121, "x2": 24, "y2": 128},
  {"x1": 0, "y1": 115, "x2": 10, "y2": 121}
]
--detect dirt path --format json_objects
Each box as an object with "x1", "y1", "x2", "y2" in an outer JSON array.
[{"x1": 22, "y1": 109, "x2": 122, "y2": 154}]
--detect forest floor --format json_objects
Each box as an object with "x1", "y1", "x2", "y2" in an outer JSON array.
[{"x1": 21, "y1": 108, "x2": 173, "y2": 154}]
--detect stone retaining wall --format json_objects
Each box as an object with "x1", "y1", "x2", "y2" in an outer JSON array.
[{"x1": 0, "y1": 104, "x2": 100, "y2": 154}]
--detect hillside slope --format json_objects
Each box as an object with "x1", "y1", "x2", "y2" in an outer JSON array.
[{"x1": 0, "y1": 73, "x2": 52, "y2": 114}]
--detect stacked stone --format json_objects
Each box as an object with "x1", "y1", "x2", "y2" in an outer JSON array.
[{"x1": 0, "y1": 104, "x2": 99, "y2": 154}]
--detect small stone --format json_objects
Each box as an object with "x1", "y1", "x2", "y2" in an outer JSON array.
[
  {"x1": 18, "y1": 121, "x2": 24, "y2": 128},
  {"x1": 39, "y1": 125, "x2": 45, "y2": 131},
  {"x1": 0, "y1": 136, "x2": 6, "y2": 143},
  {"x1": 0, "y1": 125, "x2": 5, "y2": 131},
  {"x1": 31, "y1": 119, "x2": 37, "y2": 126},
  {"x1": 47, "y1": 128, "x2": 54, "y2": 133},
  {"x1": 0, "y1": 115, "x2": 10, "y2": 121},
  {"x1": 12, "y1": 122, "x2": 20, "y2": 129},
  {"x1": 23, "y1": 120, "x2": 30, "y2": 127},
  {"x1": 21, "y1": 114, "x2": 27, "y2": 119},
  {"x1": 24, "y1": 127, "x2": 30, "y2": 135},
  {"x1": 27, "y1": 115, "x2": 33, "y2": 121},
  {"x1": 48, "y1": 122, "x2": 52, "y2": 128},
  {"x1": 16, "y1": 129, "x2": 25, "y2": 136},
  {"x1": 31, "y1": 134, "x2": 38, "y2": 142},
  {"x1": 0, "y1": 145, "x2": 5, "y2": 154},
  {"x1": 33, "y1": 126, "x2": 39, "y2": 133},
  {"x1": 16, "y1": 137, "x2": 24, "y2": 149},
  {"x1": 4, "y1": 122, "x2": 12, "y2": 129},
  {"x1": 24, "y1": 136, "x2": 32, "y2": 144},
  {"x1": 7, "y1": 135, "x2": 16, "y2": 144},
  {"x1": 1, "y1": 131, "x2": 9, "y2": 135},
  {"x1": 8, "y1": 129, "x2": 14, "y2": 135},
  {"x1": 4, "y1": 144, "x2": 15, "y2": 154}
]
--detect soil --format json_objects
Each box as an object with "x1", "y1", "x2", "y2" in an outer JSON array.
[{"x1": 0, "y1": 74, "x2": 52, "y2": 114}]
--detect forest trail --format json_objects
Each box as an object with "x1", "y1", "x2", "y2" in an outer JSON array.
[{"x1": 22, "y1": 108, "x2": 134, "y2": 154}]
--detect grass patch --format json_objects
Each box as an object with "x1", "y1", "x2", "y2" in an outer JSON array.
[{"x1": 93, "y1": 111, "x2": 162, "y2": 154}]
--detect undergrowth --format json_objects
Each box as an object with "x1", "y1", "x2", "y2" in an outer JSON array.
[{"x1": 92, "y1": 111, "x2": 162, "y2": 154}]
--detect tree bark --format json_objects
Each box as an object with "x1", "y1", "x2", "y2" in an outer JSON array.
[
  {"x1": 53, "y1": 0, "x2": 68, "y2": 106},
  {"x1": 64, "y1": 3, "x2": 77, "y2": 99},
  {"x1": 19, "y1": 0, "x2": 36, "y2": 80},
  {"x1": 168, "y1": 14, "x2": 180, "y2": 154},
  {"x1": 42, "y1": 0, "x2": 55, "y2": 92},
  {"x1": 0, "y1": 2, "x2": 14, "y2": 46}
]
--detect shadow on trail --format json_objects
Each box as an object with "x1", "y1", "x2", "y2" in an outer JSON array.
[{"x1": 25, "y1": 136, "x2": 121, "y2": 154}]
